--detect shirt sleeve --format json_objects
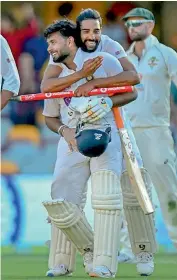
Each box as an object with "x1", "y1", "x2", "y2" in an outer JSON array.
[
  {"x1": 42, "y1": 98, "x2": 60, "y2": 117},
  {"x1": 104, "y1": 37, "x2": 127, "y2": 60},
  {"x1": 1, "y1": 36, "x2": 20, "y2": 96},
  {"x1": 167, "y1": 47, "x2": 177, "y2": 87},
  {"x1": 101, "y1": 52, "x2": 123, "y2": 76}
]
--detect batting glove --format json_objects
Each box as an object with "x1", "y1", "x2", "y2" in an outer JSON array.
[{"x1": 80, "y1": 97, "x2": 113, "y2": 123}]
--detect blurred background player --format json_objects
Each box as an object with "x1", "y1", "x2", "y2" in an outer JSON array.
[
  {"x1": 1, "y1": 35, "x2": 20, "y2": 110},
  {"x1": 1, "y1": 3, "x2": 48, "y2": 126},
  {"x1": 122, "y1": 7, "x2": 177, "y2": 250}
]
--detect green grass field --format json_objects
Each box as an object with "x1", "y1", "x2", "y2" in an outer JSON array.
[{"x1": 1, "y1": 248, "x2": 177, "y2": 280}]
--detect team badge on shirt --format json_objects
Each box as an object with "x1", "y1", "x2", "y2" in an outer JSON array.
[
  {"x1": 6, "y1": 57, "x2": 14, "y2": 63},
  {"x1": 148, "y1": 57, "x2": 159, "y2": 69}
]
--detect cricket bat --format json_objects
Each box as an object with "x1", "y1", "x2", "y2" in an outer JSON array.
[{"x1": 112, "y1": 107, "x2": 154, "y2": 215}]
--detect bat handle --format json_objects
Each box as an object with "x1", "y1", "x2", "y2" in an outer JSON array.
[
  {"x1": 112, "y1": 107, "x2": 124, "y2": 129},
  {"x1": 10, "y1": 96, "x2": 21, "y2": 101}
]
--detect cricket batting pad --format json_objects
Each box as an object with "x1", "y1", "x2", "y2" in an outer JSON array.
[
  {"x1": 47, "y1": 184, "x2": 88, "y2": 271},
  {"x1": 121, "y1": 168, "x2": 157, "y2": 254},
  {"x1": 91, "y1": 170, "x2": 123, "y2": 274},
  {"x1": 43, "y1": 199, "x2": 94, "y2": 255},
  {"x1": 48, "y1": 223, "x2": 76, "y2": 272}
]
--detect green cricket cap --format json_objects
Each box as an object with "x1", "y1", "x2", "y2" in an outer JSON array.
[{"x1": 121, "y1": 8, "x2": 155, "y2": 22}]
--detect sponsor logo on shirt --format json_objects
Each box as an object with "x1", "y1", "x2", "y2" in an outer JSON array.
[
  {"x1": 63, "y1": 87, "x2": 72, "y2": 106},
  {"x1": 148, "y1": 56, "x2": 159, "y2": 69},
  {"x1": 115, "y1": 50, "x2": 122, "y2": 56},
  {"x1": 64, "y1": 97, "x2": 72, "y2": 106}
]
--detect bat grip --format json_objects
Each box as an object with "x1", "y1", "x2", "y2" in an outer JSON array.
[{"x1": 112, "y1": 107, "x2": 124, "y2": 129}]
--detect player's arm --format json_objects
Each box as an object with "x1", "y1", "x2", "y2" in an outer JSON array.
[
  {"x1": 95, "y1": 52, "x2": 138, "y2": 106},
  {"x1": 1, "y1": 36, "x2": 20, "y2": 110},
  {"x1": 90, "y1": 47, "x2": 139, "y2": 87},
  {"x1": 167, "y1": 47, "x2": 177, "y2": 87},
  {"x1": 40, "y1": 56, "x2": 103, "y2": 93},
  {"x1": 41, "y1": 63, "x2": 82, "y2": 93},
  {"x1": 43, "y1": 99, "x2": 77, "y2": 151},
  {"x1": 118, "y1": 57, "x2": 136, "y2": 72},
  {"x1": 43, "y1": 98, "x2": 64, "y2": 133},
  {"x1": 75, "y1": 53, "x2": 139, "y2": 97},
  {"x1": 1, "y1": 88, "x2": 15, "y2": 111},
  {"x1": 45, "y1": 116, "x2": 63, "y2": 134},
  {"x1": 89, "y1": 69, "x2": 139, "y2": 88},
  {"x1": 111, "y1": 87, "x2": 137, "y2": 107}
]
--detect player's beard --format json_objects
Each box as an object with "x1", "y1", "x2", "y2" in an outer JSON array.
[
  {"x1": 80, "y1": 39, "x2": 100, "y2": 53},
  {"x1": 130, "y1": 32, "x2": 149, "y2": 42},
  {"x1": 53, "y1": 53, "x2": 69, "y2": 63}
]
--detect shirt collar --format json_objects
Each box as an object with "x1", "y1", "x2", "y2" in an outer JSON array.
[
  {"x1": 127, "y1": 35, "x2": 159, "y2": 55},
  {"x1": 73, "y1": 48, "x2": 82, "y2": 66}
]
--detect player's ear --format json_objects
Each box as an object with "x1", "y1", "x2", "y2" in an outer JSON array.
[
  {"x1": 68, "y1": 36, "x2": 75, "y2": 47},
  {"x1": 148, "y1": 22, "x2": 155, "y2": 34}
]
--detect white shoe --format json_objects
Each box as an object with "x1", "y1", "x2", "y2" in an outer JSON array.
[
  {"x1": 136, "y1": 252, "x2": 154, "y2": 276},
  {"x1": 89, "y1": 266, "x2": 115, "y2": 278},
  {"x1": 46, "y1": 264, "x2": 72, "y2": 277},
  {"x1": 117, "y1": 252, "x2": 136, "y2": 263},
  {"x1": 83, "y1": 251, "x2": 93, "y2": 274}
]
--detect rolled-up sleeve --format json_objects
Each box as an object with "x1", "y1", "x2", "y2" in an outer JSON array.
[
  {"x1": 42, "y1": 98, "x2": 60, "y2": 117},
  {"x1": 1, "y1": 35, "x2": 20, "y2": 96}
]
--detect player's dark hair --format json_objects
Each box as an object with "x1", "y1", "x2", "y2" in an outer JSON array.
[
  {"x1": 44, "y1": 19, "x2": 77, "y2": 40},
  {"x1": 76, "y1": 8, "x2": 102, "y2": 30}
]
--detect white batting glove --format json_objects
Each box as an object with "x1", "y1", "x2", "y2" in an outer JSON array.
[{"x1": 79, "y1": 97, "x2": 113, "y2": 123}]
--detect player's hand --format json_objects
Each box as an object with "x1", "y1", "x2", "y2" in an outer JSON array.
[
  {"x1": 79, "y1": 97, "x2": 113, "y2": 123},
  {"x1": 62, "y1": 127, "x2": 78, "y2": 152},
  {"x1": 74, "y1": 81, "x2": 95, "y2": 97},
  {"x1": 79, "y1": 56, "x2": 103, "y2": 79}
]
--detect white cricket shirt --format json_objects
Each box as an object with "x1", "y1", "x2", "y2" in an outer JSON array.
[
  {"x1": 125, "y1": 35, "x2": 177, "y2": 128},
  {"x1": 43, "y1": 50, "x2": 123, "y2": 127},
  {"x1": 0, "y1": 35, "x2": 20, "y2": 96}
]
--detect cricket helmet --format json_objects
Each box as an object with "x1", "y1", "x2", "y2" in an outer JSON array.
[{"x1": 75, "y1": 121, "x2": 111, "y2": 157}]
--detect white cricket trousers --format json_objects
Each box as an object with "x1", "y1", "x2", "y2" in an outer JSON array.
[
  {"x1": 51, "y1": 125, "x2": 123, "y2": 206},
  {"x1": 133, "y1": 126, "x2": 177, "y2": 248}
]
